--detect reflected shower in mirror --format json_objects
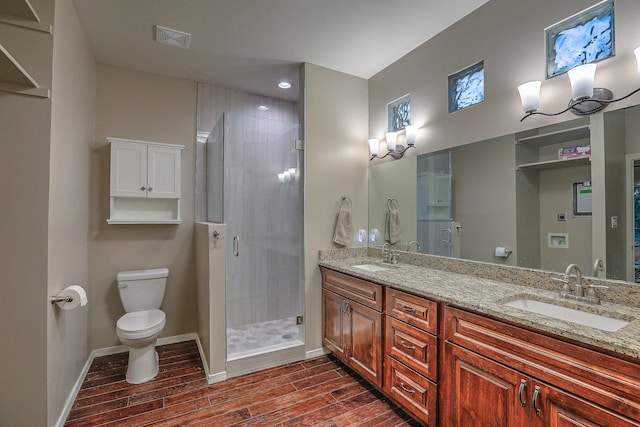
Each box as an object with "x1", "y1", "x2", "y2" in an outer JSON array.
[{"x1": 368, "y1": 104, "x2": 640, "y2": 284}]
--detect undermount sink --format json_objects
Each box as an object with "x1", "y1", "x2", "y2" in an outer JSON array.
[
  {"x1": 352, "y1": 264, "x2": 389, "y2": 272},
  {"x1": 503, "y1": 298, "x2": 630, "y2": 332}
]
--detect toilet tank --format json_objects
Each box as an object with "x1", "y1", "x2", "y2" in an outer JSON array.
[{"x1": 117, "y1": 268, "x2": 169, "y2": 312}]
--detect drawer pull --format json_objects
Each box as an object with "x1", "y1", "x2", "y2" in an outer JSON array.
[
  {"x1": 518, "y1": 379, "x2": 527, "y2": 407},
  {"x1": 401, "y1": 305, "x2": 417, "y2": 313},
  {"x1": 533, "y1": 386, "x2": 541, "y2": 416},
  {"x1": 400, "y1": 382, "x2": 416, "y2": 394},
  {"x1": 400, "y1": 341, "x2": 416, "y2": 351}
]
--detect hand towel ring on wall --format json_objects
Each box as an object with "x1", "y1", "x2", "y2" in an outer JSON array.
[
  {"x1": 387, "y1": 198, "x2": 399, "y2": 209},
  {"x1": 339, "y1": 195, "x2": 352, "y2": 210}
]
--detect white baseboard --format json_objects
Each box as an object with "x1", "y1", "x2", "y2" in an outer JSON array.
[
  {"x1": 191, "y1": 333, "x2": 227, "y2": 384},
  {"x1": 54, "y1": 349, "x2": 95, "y2": 427},
  {"x1": 306, "y1": 347, "x2": 330, "y2": 359},
  {"x1": 55, "y1": 333, "x2": 204, "y2": 427}
]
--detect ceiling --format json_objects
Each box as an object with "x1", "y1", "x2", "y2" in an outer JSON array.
[{"x1": 73, "y1": 0, "x2": 489, "y2": 101}]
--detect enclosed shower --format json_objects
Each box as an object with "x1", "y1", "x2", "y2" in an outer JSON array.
[{"x1": 196, "y1": 85, "x2": 304, "y2": 374}]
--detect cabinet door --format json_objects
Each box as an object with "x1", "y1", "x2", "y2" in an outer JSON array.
[
  {"x1": 346, "y1": 298, "x2": 383, "y2": 388},
  {"x1": 532, "y1": 381, "x2": 640, "y2": 427},
  {"x1": 442, "y1": 342, "x2": 530, "y2": 427},
  {"x1": 147, "y1": 145, "x2": 181, "y2": 198},
  {"x1": 322, "y1": 289, "x2": 347, "y2": 361},
  {"x1": 110, "y1": 142, "x2": 147, "y2": 197}
]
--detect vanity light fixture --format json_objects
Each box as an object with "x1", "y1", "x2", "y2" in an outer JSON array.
[
  {"x1": 405, "y1": 125, "x2": 418, "y2": 146},
  {"x1": 278, "y1": 81, "x2": 291, "y2": 89},
  {"x1": 369, "y1": 126, "x2": 418, "y2": 161},
  {"x1": 518, "y1": 47, "x2": 640, "y2": 122}
]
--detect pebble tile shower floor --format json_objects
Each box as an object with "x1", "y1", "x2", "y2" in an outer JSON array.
[
  {"x1": 226, "y1": 317, "x2": 303, "y2": 360},
  {"x1": 64, "y1": 340, "x2": 420, "y2": 426}
]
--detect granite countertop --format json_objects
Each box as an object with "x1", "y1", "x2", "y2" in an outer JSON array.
[{"x1": 319, "y1": 255, "x2": 640, "y2": 360}]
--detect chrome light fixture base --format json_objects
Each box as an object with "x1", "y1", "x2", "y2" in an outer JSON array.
[
  {"x1": 370, "y1": 144, "x2": 415, "y2": 161},
  {"x1": 568, "y1": 88, "x2": 613, "y2": 116}
]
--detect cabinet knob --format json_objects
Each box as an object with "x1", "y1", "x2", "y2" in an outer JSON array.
[
  {"x1": 148, "y1": 187, "x2": 153, "y2": 191},
  {"x1": 140, "y1": 186, "x2": 146, "y2": 190}
]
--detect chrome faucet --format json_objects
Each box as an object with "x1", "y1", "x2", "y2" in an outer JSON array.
[
  {"x1": 407, "y1": 241, "x2": 421, "y2": 253},
  {"x1": 593, "y1": 259, "x2": 605, "y2": 278},
  {"x1": 557, "y1": 263, "x2": 608, "y2": 304},
  {"x1": 381, "y1": 242, "x2": 391, "y2": 257},
  {"x1": 381, "y1": 242, "x2": 398, "y2": 264},
  {"x1": 566, "y1": 264, "x2": 583, "y2": 297}
]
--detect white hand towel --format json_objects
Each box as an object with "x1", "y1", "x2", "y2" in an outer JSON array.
[
  {"x1": 333, "y1": 205, "x2": 352, "y2": 246},
  {"x1": 385, "y1": 208, "x2": 402, "y2": 244}
]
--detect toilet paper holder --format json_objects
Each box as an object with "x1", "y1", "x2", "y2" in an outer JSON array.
[{"x1": 50, "y1": 295, "x2": 74, "y2": 304}]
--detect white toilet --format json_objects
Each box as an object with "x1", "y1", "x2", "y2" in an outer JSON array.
[{"x1": 116, "y1": 268, "x2": 169, "y2": 384}]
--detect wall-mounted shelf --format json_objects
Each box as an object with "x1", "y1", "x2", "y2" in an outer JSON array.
[
  {"x1": 0, "y1": 0, "x2": 50, "y2": 33},
  {"x1": 517, "y1": 156, "x2": 591, "y2": 171},
  {"x1": 0, "y1": 42, "x2": 49, "y2": 98},
  {"x1": 516, "y1": 125, "x2": 590, "y2": 147}
]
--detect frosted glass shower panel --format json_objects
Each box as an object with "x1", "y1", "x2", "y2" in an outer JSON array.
[{"x1": 223, "y1": 113, "x2": 303, "y2": 329}]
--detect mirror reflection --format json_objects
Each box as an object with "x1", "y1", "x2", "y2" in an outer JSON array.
[{"x1": 368, "y1": 104, "x2": 640, "y2": 284}]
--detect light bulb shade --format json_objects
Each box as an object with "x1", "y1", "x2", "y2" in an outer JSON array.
[
  {"x1": 278, "y1": 173, "x2": 285, "y2": 184},
  {"x1": 405, "y1": 125, "x2": 418, "y2": 146},
  {"x1": 368, "y1": 138, "x2": 379, "y2": 156},
  {"x1": 568, "y1": 63, "x2": 597, "y2": 100},
  {"x1": 283, "y1": 171, "x2": 291, "y2": 183},
  {"x1": 517, "y1": 81, "x2": 541, "y2": 113},
  {"x1": 635, "y1": 47, "x2": 640, "y2": 79},
  {"x1": 386, "y1": 132, "x2": 398, "y2": 151}
]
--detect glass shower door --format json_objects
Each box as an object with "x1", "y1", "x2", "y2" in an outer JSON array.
[{"x1": 222, "y1": 113, "x2": 304, "y2": 362}]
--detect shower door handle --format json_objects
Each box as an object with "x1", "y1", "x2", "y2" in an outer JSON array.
[{"x1": 233, "y1": 236, "x2": 239, "y2": 257}]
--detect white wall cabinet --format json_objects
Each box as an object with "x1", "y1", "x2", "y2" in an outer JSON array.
[{"x1": 107, "y1": 137, "x2": 184, "y2": 224}]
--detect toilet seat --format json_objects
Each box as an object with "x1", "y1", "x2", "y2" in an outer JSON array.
[{"x1": 117, "y1": 309, "x2": 166, "y2": 339}]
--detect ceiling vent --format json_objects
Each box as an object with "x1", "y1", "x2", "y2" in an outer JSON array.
[{"x1": 155, "y1": 25, "x2": 191, "y2": 49}]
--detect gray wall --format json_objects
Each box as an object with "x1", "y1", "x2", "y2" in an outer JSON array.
[
  {"x1": 47, "y1": 0, "x2": 96, "y2": 424},
  {"x1": 0, "y1": 0, "x2": 53, "y2": 422},
  {"x1": 451, "y1": 134, "x2": 517, "y2": 264},
  {"x1": 369, "y1": 0, "x2": 640, "y2": 154},
  {"x1": 303, "y1": 63, "x2": 369, "y2": 353},
  {"x1": 90, "y1": 65, "x2": 198, "y2": 349}
]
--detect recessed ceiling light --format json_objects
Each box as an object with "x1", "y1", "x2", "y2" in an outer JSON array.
[
  {"x1": 278, "y1": 81, "x2": 291, "y2": 89},
  {"x1": 258, "y1": 105, "x2": 269, "y2": 111}
]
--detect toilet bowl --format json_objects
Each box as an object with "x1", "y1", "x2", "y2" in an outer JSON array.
[
  {"x1": 115, "y1": 268, "x2": 169, "y2": 384},
  {"x1": 116, "y1": 309, "x2": 166, "y2": 383}
]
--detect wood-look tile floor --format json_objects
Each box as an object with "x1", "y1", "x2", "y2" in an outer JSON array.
[{"x1": 65, "y1": 340, "x2": 420, "y2": 427}]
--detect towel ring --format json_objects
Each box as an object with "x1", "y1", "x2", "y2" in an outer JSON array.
[
  {"x1": 387, "y1": 198, "x2": 399, "y2": 209},
  {"x1": 340, "y1": 195, "x2": 352, "y2": 209}
]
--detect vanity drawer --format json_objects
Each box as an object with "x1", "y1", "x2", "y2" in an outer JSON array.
[
  {"x1": 386, "y1": 288, "x2": 438, "y2": 333},
  {"x1": 321, "y1": 267, "x2": 382, "y2": 311},
  {"x1": 386, "y1": 316, "x2": 438, "y2": 382},
  {"x1": 384, "y1": 355, "x2": 437, "y2": 426}
]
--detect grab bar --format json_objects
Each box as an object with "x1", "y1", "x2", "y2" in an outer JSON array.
[{"x1": 233, "y1": 236, "x2": 239, "y2": 257}]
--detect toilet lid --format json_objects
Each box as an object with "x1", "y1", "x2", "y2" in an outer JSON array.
[{"x1": 117, "y1": 309, "x2": 165, "y2": 333}]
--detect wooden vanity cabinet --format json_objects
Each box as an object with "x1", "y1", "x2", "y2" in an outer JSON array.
[
  {"x1": 442, "y1": 306, "x2": 640, "y2": 427},
  {"x1": 384, "y1": 288, "x2": 439, "y2": 426},
  {"x1": 321, "y1": 268, "x2": 383, "y2": 387}
]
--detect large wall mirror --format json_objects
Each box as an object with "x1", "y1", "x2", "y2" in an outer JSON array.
[{"x1": 369, "y1": 104, "x2": 640, "y2": 284}]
